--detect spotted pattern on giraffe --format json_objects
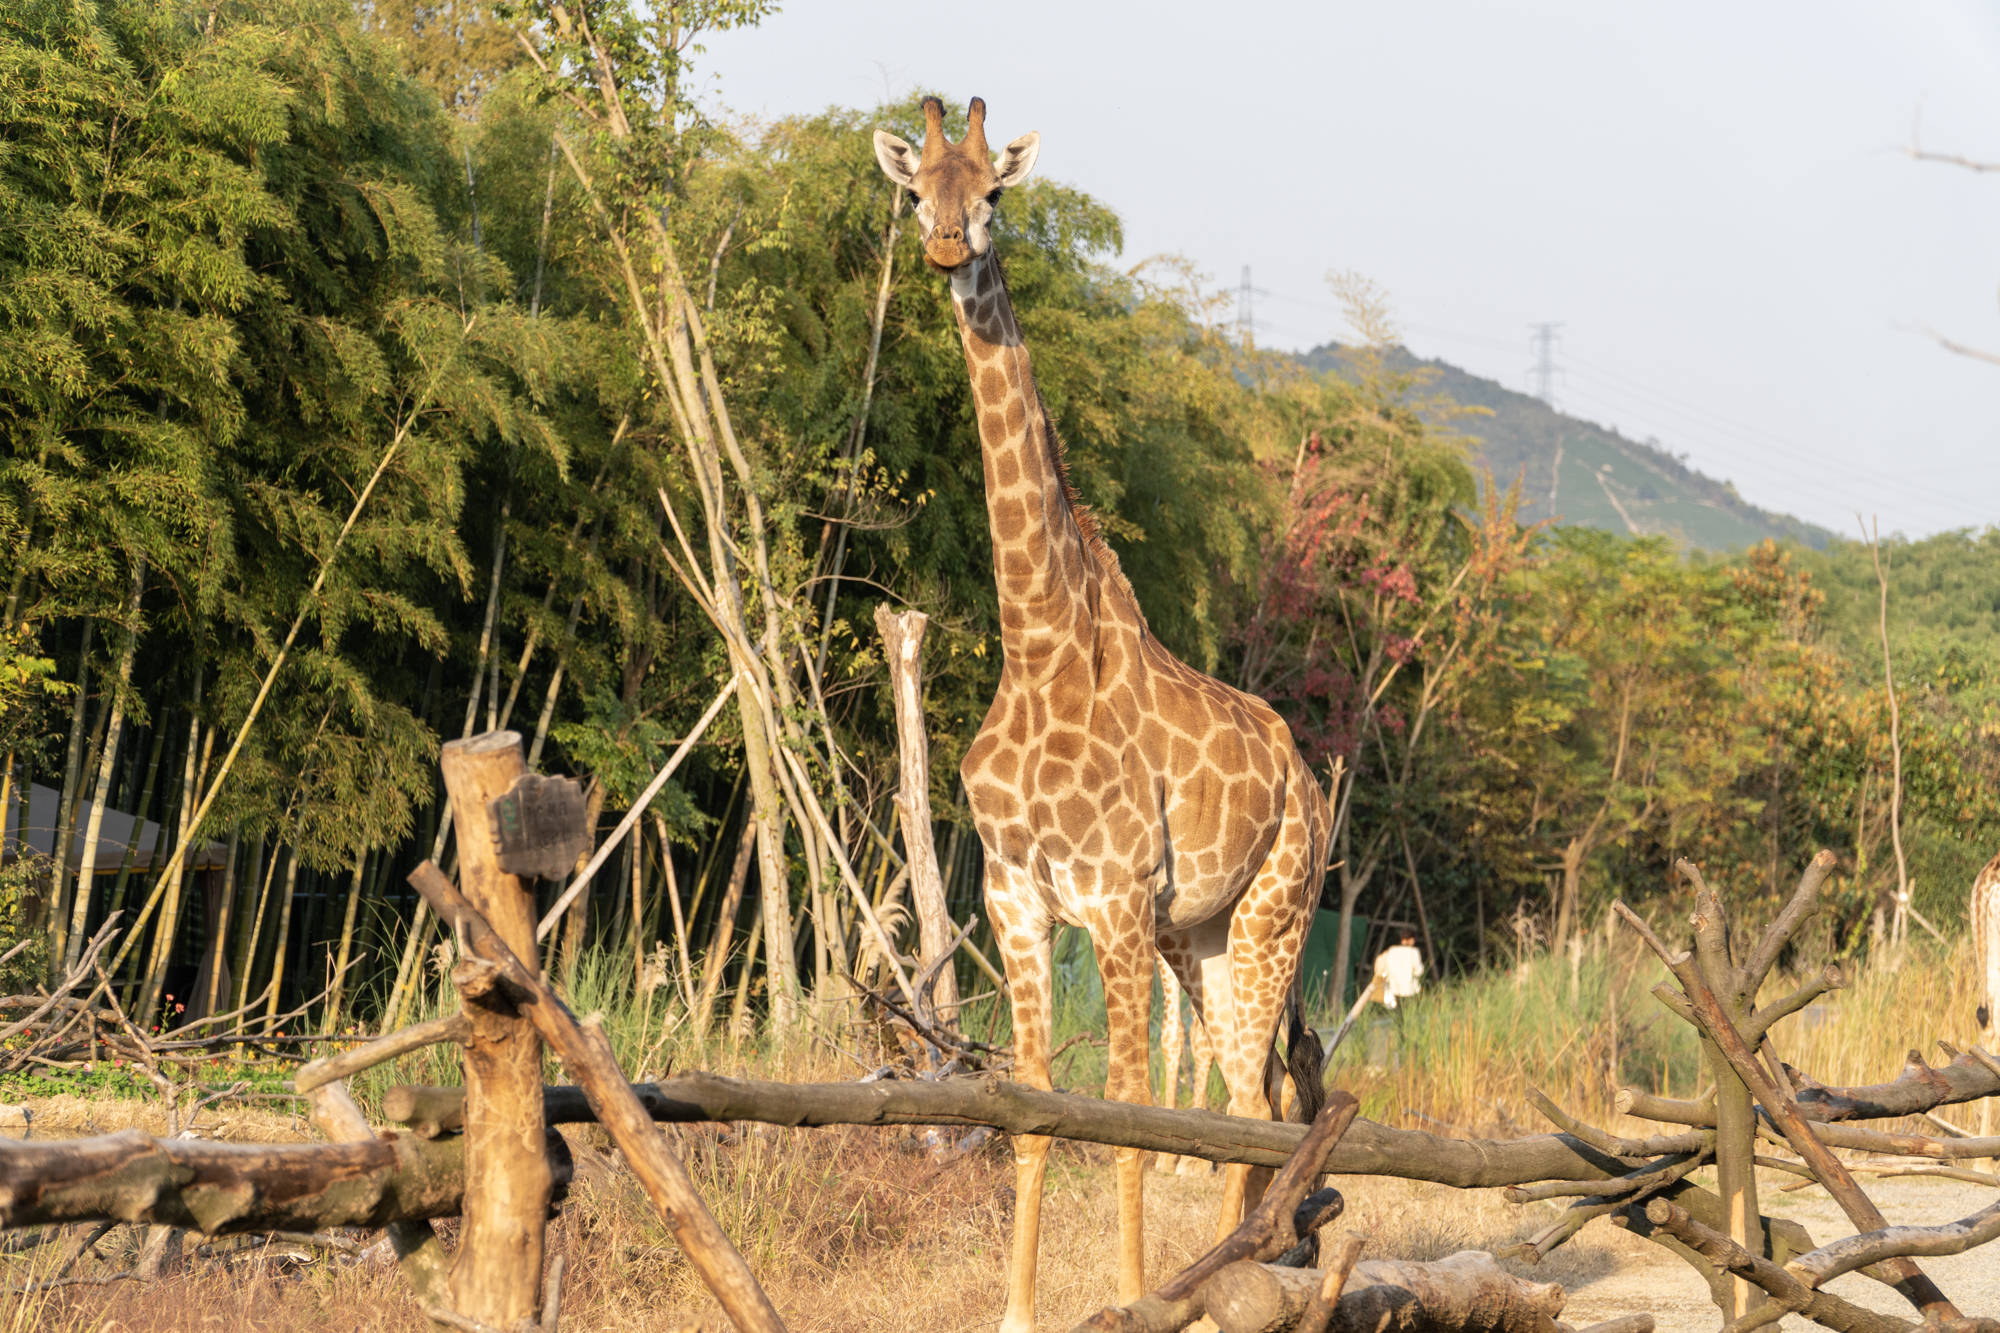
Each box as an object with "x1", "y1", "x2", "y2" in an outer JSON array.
[{"x1": 875, "y1": 95, "x2": 1333, "y2": 1333}]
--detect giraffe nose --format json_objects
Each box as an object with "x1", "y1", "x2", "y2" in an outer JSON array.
[{"x1": 925, "y1": 225, "x2": 972, "y2": 270}]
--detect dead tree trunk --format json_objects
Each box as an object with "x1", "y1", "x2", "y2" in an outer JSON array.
[
  {"x1": 409, "y1": 859, "x2": 786, "y2": 1332},
  {"x1": 1199, "y1": 1253, "x2": 1567, "y2": 1333},
  {"x1": 438, "y1": 732, "x2": 551, "y2": 1329},
  {"x1": 0, "y1": 1129, "x2": 471, "y2": 1232},
  {"x1": 873, "y1": 605, "x2": 958, "y2": 1022}
]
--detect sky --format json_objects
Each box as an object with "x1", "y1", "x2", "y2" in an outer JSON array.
[{"x1": 696, "y1": 0, "x2": 2000, "y2": 540}]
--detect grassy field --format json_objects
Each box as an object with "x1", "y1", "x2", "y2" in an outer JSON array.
[{"x1": 1, "y1": 922, "x2": 1989, "y2": 1331}]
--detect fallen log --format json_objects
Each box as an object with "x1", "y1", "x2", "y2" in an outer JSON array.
[
  {"x1": 1198, "y1": 1252, "x2": 1566, "y2": 1333},
  {"x1": 385, "y1": 1073, "x2": 1650, "y2": 1188},
  {"x1": 1070, "y1": 1092, "x2": 1359, "y2": 1333},
  {"x1": 0, "y1": 1130, "x2": 474, "y2": 1234},
  {"x1": 1785, "y1": 1195, "x2": 2000, "y2": 1290},
  {"x1": 304, "y1": 1080, "x2": 450, "y2": 1303},
  {"x1": 1640, "y1": 1198, "x2": 1911, "y2": 1333},
  {"x1": 1618, "y1": 1049, "x2": 2000, "y2": 1128}
]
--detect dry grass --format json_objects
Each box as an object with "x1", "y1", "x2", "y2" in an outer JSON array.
[
  {"x1": 1782, "y1": 935, "x2": 1986, "y2": 1093},
  {"x1": 1320, "y1": 926, "x2": 1992, "y2": 1140},
  {"x1": 1, "y1": 928, "x2": 1989, "y2": 1331}
]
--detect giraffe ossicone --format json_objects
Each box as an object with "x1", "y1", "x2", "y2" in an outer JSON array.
[{"x1": 875, "y1": 97, "x2": 1333, "y2": 1333}]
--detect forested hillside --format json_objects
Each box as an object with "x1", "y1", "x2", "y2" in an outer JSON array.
[
  {"x1": 1301, "y1": 344, "x2": 1839, "y2": 551},
  {"x1": 1, "y1": 0, "x2": 1993, "y2": 1038}
]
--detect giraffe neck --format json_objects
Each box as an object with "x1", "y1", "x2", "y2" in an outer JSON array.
[{"x1": 950, "y1": 253, "x2": 1098, "y2": 671}]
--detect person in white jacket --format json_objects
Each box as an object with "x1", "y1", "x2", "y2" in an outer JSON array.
[{"x1": 1373, "y1": 929, "x2": 1425, "y2": 1010}]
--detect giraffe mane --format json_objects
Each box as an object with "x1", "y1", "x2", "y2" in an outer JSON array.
[{"x1": 1035, "y1": 387, "x2": 1147, "y2": 631}]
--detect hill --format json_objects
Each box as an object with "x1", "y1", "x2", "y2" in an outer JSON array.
[{"x1": 1298, "y1": 343, "x2": 1839, "y2": 551}]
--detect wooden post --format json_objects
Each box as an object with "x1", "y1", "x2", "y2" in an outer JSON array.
[
  {"x1": 440, "y1": 731, "x2": 551, "y2": 1327},
  {"x1": 1688, "y1": 897, "x2": 1761, "y2": 1324},
  {"x1": 873, "y1": 606, "x2": 959, "y2": 1022},
  {"x1": 409, "y1": 860, "x2": 787, "y2": 1333}
]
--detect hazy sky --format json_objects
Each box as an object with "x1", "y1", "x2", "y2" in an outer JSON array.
[{"x1": 697, "y1": 1, "x2": 2000, "y2": 539}]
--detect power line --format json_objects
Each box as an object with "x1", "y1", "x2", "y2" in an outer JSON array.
[
  {"x1": 1556, "y1": 356, "x2": 1986, "y2": 518},
  {"x1": 1229, "y1": 288, "x2": 1985, "y2": 529},
  {"x1": 1555, "y1": 378, "x2": 1990, "y2": 530}
]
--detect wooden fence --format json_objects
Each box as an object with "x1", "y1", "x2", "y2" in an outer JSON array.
[{"x1": 2, "y1": 734, "x2": 1998, "y2": 1332}]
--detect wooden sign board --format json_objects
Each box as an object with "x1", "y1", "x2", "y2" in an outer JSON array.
[{"x1": 487, "y1": 774, "x2": 589, "y2": 882}]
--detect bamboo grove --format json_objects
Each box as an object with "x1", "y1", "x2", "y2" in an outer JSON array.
[{"x1": 1, "y1": 0, "x2": 1996, "y2": 1038}]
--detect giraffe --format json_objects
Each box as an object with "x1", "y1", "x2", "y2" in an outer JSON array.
[
  {"x1": 873, "y1": 98, "x2": 1331, "y2": 1332},
  {"x1": 1973, "y1": 851, "x2": 2000, "y2": 1147}
]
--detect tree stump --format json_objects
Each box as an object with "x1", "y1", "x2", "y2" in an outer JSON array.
[
  {"x1": 874, "y1": 605, "x2": 960, "y2": 1022},
  {"x1": 441, "y1": 731, "x2": 551, "y2": 1327}
]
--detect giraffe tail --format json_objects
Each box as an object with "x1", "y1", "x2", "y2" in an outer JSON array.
[{"x1": 1282, "y1": 976, "x2": 1326, "y2": 1126}]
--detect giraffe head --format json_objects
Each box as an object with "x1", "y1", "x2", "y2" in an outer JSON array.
[{"x1": 873, "y1": 97, "x2": 1040, "y2": 273}]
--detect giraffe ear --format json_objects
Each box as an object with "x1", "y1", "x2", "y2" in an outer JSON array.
[
  {"x1": 873, "y1": 130, "x2": 919, "y2": 187},
  {"x1": 995, "y1": 131, "x2": 1040, "y2": 188}
]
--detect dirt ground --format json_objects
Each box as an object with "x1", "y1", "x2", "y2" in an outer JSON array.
[
  {"x1": 5, "y1": 1094, "x2": 1997, "y2": 1330},
  {"x1": 1554, "y1": 1172, "x2": 2000, "y2": 1331}
]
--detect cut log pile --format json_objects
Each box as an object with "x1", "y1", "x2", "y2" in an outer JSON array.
[{"x1": 0, "y1": 732, "x2": 1996, "y2": 1332}]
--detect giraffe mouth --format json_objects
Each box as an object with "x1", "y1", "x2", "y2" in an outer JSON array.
[{"x1": 924, "y1": 238, "x2": 974, "y2": 271}]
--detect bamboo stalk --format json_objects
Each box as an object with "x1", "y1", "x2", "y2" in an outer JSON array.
[
  {"x1": 693, "y1": 817, "x2": 757, "y2": 1036},
  {"x1": 653, "y1": 815, "x2": 695, "y2": 1010},
  {"x1": 0, "y1": 750, "x2": 14, "y2": 862},
  {"x1": 234, "y1": 836, "x2": 282, "y2": 1014},
  {"x1": 63, "y1": 561, "x2": 144, "y2": 970},
  {"x1": 137, "y1": 704, "x2": 213, "y2": 1020},
  {"x1": 262, "y1": 849, "x2": 301, "y2": 1031},
  {"x1": 115, "y1": 674, "x2": 201, "y2": 1001},
  {"x1": 103, "y1": 722, "x2": 168, "y2": 932},
  {"x1": 46, "y1": 620, "x2": 93, "y2": 940},
  {"x1": 324, "y1": 848, "x2": 367, "y2": 1034},
  {"x1": 199, "y1": 829, "x2": 241, "y2": 1021}
]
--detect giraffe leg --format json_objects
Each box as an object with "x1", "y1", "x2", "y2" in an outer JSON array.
[
  {"x1": 1179, "y1": 996, "x2": 1220, "y2": 1175},
  {"x1": 1156, "y1": 931, "x2": 1214, "y2": 1175},
  {"x1": 1090, "y1": 900, "x2": 1156, "y2": 1307},
  {"x1": 1189, "y1": 1007, "x2": 1217, "y2": 1110},
  {"x1": 1152, "y1": 956, "x2": 1184, "y2": 1173},
  {"x1": 988, "y1": 869, "x2": 1053, "y2": 1333},
  {"x1": 1168, "y1": 919, "x2": 1255, "y2": 1239},
  {"x1": 1215, "y1": 814, "x2": 1318, "y2": 1235}
]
